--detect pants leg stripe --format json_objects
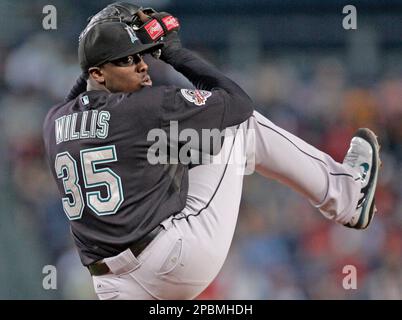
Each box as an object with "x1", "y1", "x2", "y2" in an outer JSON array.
[{"x1": 254, "y1": 116, "x2": 355, "y2": 180}]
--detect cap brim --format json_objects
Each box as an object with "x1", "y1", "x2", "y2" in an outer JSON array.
[{"x1": 108, "y1": 42, "x2": 164, "y2": 62}]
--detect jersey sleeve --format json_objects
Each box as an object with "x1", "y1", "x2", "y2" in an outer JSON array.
[
  {"x1": 160, "y1": 86, "x2": 231, "y2": 156},
  {"x1": 161, "y1": 48, "x2": 254, "y2": 127},
  {"x1": 162, "y1": 87, "x2": 226, "y2": 129}
]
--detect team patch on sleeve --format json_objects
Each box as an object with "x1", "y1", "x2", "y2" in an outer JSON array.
[{"x1": 180, "y1": 89, "x2": 212, "y2": 106}]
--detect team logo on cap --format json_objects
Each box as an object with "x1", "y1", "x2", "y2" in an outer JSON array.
[
  {"x1": 180, "y1": 89, "x2": 212, "y2": 106},
  {"x1": 124, "y1": 26, "x2": 139, "y2": 44}
]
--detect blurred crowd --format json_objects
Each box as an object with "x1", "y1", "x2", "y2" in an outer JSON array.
[{"x1": 0, "y1": 1, "x2": 401, "y2": 299}]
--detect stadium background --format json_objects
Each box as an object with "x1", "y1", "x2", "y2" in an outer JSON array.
[{"x1": 0, "y1": 0, "x2": 401, "y2": 299}]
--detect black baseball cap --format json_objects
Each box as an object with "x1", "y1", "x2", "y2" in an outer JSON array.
[{"x1": 78, "y1": 21, "x2": 163, "y2": 72}]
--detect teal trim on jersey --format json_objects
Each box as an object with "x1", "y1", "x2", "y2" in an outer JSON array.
[
  {"x1": 80, "y1": 145, "x2": 124, "y2": 216},
  {"x1": 55, "y1": 152, "x2": 84, "y2": 220}
]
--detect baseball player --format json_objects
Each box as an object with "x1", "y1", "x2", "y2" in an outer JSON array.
[{"x1": 42, "y1": 2, "x2": 381, "y2": 300}]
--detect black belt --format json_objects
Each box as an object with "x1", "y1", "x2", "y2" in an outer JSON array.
[{"x1": 88, "y1": 225, "x2": 164, "y2": 276}]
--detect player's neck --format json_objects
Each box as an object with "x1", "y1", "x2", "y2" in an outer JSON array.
[{"x1": 87, "y1": 78, "x2": 110, "y2": 93}]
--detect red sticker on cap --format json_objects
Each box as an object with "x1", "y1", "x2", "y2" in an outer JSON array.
[
  {"x1": 145, "y1": 19, "x2": 164, "y2": 40},
  {"x1": 162, "y1": 16, "x2": 180, "y2": 31}
]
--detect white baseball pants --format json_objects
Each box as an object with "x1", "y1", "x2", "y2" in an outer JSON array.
[{"x1": 92, "y1": 111, "x2": 361, "y2": 300}]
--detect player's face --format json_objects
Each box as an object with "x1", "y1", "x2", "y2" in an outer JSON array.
[{"x1": 99, "y1": 54, "x2": 152, "y2": 93}]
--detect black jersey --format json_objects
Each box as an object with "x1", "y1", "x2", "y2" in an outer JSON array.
[{"x1": 43, "y1": 48, "x2": 253, "y2": 266}]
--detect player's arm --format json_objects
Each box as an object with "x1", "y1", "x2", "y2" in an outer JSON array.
[
  {"x1": 163, "y1": 48, "x2": 253, "y2": 129},
  {"x1": 135, "y1": 11, "x2": 254, "y2": 129},
  {"x1": 64, "y1": 73, "x2": 87, "y2": 102}
]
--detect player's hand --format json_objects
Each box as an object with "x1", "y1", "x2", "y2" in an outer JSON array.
[
  {"x1": 134, "y1": 10, "x2": 182, "y2": 61},
  {"x1": 134, "y1": 11, "x2": 180, "y2": 43},
  {"x1": 83, "y1": 3, "x2": 180, "y2": 46}
]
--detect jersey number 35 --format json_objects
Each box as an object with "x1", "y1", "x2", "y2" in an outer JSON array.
[{"x1": 54, "y1": 145, "x2": 124, "y2": 220}]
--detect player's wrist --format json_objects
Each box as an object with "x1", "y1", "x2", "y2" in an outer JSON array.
[
  {"x1": 65, "y1": 73, "x2": 88, "y2": 102},
  {"x1": 159, "y1": 33, "x2": 183, "y2": 62}
]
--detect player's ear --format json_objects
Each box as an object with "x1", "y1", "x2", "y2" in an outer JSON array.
[{"x1": 88, "y1": 67, "x2": 105, "y2": 84}]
